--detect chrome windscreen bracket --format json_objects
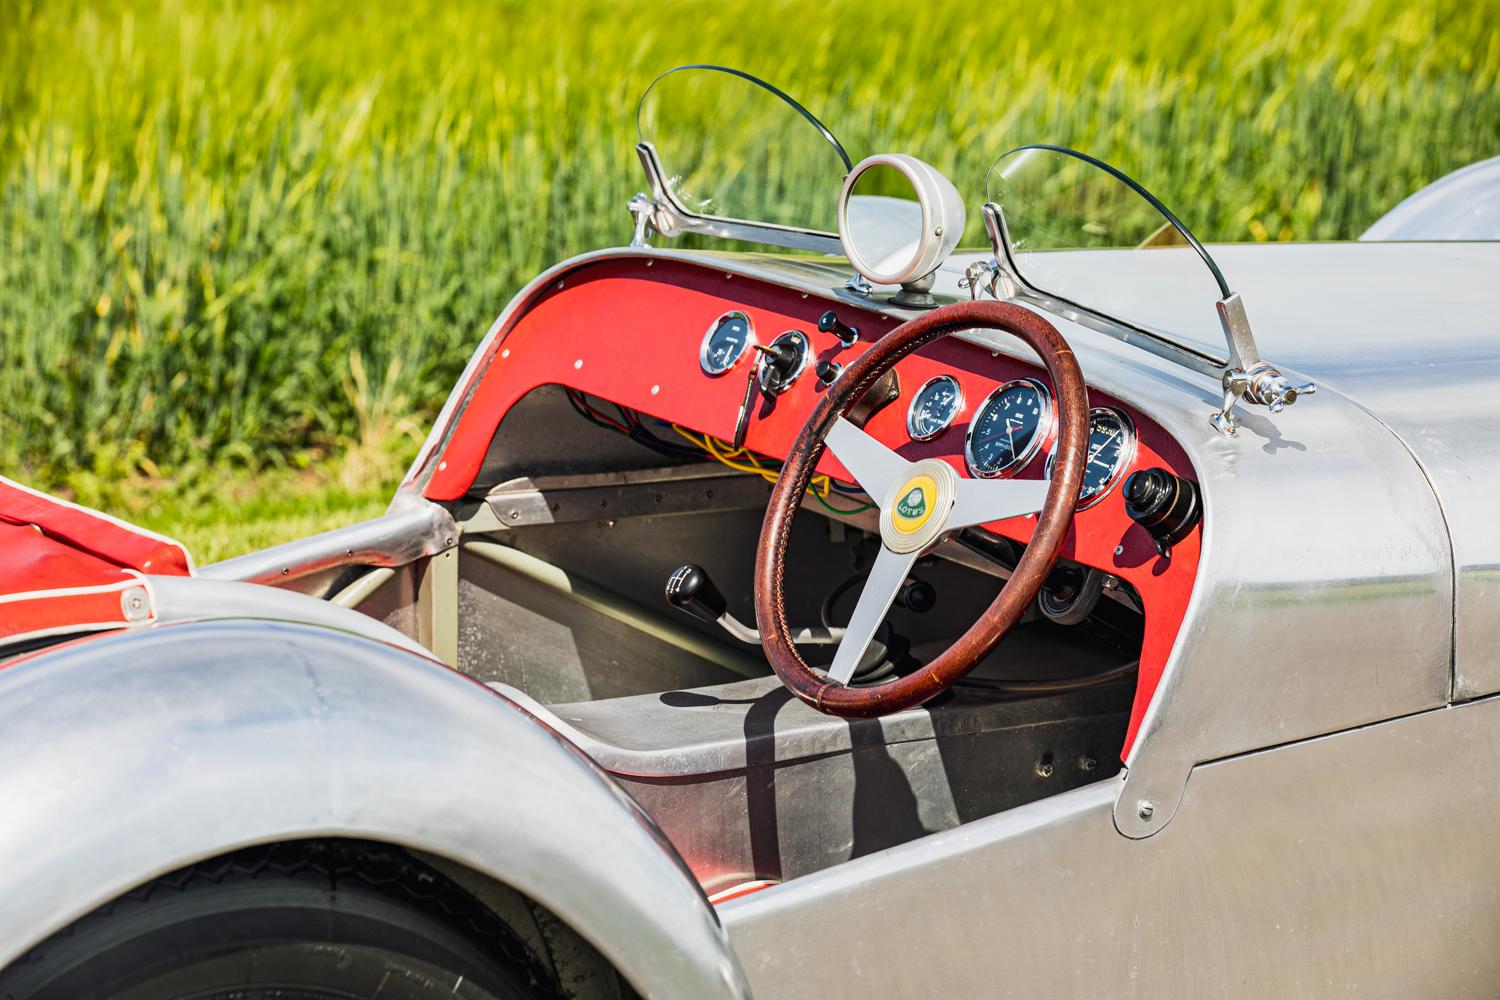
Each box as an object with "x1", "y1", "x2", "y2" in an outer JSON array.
[
  {"x1": 630, "y1": 141, "x2": 844, "y2": 254},
  {"x1": 1209, "y1": 293, "x2": 1317, "y2": 435}
]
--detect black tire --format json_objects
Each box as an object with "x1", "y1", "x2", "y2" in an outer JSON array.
[{"x1": 0, "y1": 841, "x2": 561, "y2": 1000}]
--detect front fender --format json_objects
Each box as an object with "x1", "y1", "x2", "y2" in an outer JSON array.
[{"x1": 0, "y1": 620, "x2": 748, "y2": 999}]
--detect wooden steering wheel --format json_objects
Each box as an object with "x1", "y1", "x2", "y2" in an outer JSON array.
[{"x1": 753, "y1": 300, "x2": 1089, "y2": 717}]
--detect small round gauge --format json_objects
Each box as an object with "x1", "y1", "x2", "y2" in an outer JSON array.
[
  {"x1": 964, "y1": 378, "x2": 1054, "y2": 479},
  {"x1": 907, "y1": 375, "x2": 965, "y2": 442},
  {"x1": 1046, "y1": 407, "x2": 1137, "y2": 509},
  {"x1": 699, "y1": 311, "x2": 755, "y2": 376}
]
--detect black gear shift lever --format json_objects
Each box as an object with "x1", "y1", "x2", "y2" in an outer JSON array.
[
  {"x1": 664, "y1": 564, "x2": 728, "y2": 625},
  {"x1": 665, "y1": 564, "x2": 845, "y2": 647}
]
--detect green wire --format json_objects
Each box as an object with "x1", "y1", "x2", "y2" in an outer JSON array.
[{"x1": 813, "y1": 491, "x2": 875, "y2": 516}]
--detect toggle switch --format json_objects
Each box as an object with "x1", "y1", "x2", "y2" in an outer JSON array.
[{"x1": 818, "y1": 310, "x2": 859, "y2": 348}]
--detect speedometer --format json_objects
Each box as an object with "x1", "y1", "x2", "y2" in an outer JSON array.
[
  {"x1": 699, "y1": 311, "x2": 755, "y2": 376},
  {"x1": 907, "y1": 375, "x2": 964, "y2": 441},
  {"x1": 1047, "y1": 407, "x2": 1137, "y2": 508},
  {"x1": 964, "y1": 378, "x2": 1053, "y2": 479}
]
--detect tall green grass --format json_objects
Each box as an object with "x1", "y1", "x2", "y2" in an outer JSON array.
[{"x1": 3, "y1": 0, "x2": 1499, "y2": 495}]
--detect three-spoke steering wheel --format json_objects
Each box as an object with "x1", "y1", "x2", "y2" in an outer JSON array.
[{"x1": 753, "y1": 300, "x2": 1089, "y2": 717}]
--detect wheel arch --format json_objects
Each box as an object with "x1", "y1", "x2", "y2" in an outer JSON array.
[{"x1": 0, "y1": 619, "x2": 747, "y2": 999}]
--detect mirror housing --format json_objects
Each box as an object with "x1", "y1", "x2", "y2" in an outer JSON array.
[{"x1": 837, "y1": 154, "x2": 965, "y2": 291}]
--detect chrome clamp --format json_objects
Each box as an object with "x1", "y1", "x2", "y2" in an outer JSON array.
[
  {"x1": 1211, "y1": 364, "x2": 1318, "y2": 436},
  {"x1": 959, "y1": 258, "x2": 1002, "y2": 301},
  {"x1": 627, "y1": 192, "x2": 659, "y2": 248},
  {"x1": 1208, "y1": 292, "x2": 1316, "y2": 435}
]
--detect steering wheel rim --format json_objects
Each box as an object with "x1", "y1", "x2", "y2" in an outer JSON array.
[{"x1": 753, "y1": 300, "x2": 1089, "y2": 717}]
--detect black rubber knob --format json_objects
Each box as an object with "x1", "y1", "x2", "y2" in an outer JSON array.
[
  {"x1": 815, "y1": 359, "x2": 842, "y2": 385},
  {"x1": 665, "y1": 564, "x2": 728, "y2": 625},
  {"x1": 754, "y1": 341, "x2": 801, "y2": 378},
  {"x1": 817, "y1": 310, "x2": 859, "y2": 347},
  {"x1": 895, "y1": 577, "x2": 936, "y2": 614},
  {"x1": 1123, "y1": 468, "x2": 1201, "y2": 557}
]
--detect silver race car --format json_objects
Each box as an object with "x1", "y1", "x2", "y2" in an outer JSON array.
[{"x1": 2, "y1": 66, "x2": 1497, "y2": 999}]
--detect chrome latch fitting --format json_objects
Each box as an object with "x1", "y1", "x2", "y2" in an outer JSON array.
[
  {"x1": 627, "y1": 192, "x2": 658, "y2": 248},
  {"x1": 1210, "y1": 363, "x2": 1317, "y2": 436},
  {"x1": 1208, "y1": 292, "x2": 1316, "y2": 435},
  {"x1": 959, "y1": 258, "x2": 1002, "y2": 301}
]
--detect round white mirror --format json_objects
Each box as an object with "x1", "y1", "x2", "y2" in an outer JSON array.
[{"x1": 837, "y1": 154, "x2": 965, "y2": 287}]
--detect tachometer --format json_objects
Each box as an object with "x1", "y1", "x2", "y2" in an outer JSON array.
[
  {"x1": 964, "y1": 378, "x2": 1053, "y2": 479},
  {"x1": 907, "y1": 375, "x2": 964, "y2": 441},
  {"x1": 699, "y1": 311, "x2": 755, "y2": 376},
  {"x1": 1047, "y1": 407, "x2": 1137, "y2": 508}
]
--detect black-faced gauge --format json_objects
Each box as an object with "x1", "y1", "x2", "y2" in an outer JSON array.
[
  {"x1": 964, "y1": 378, "x2": 1054, "y2": 479},
  {"x1": 699, "y1": 311, "x2": 755, "y2": 376},
  {"x1": 1047, "y1": 407, "x2": 1137, "y2": 509},
  {"x1": 907, "y1": 375, "x2": 964, "y2": 442}
]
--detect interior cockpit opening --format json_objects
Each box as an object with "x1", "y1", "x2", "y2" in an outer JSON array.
[{"x1": 439, "y1": 382, "x2": 1146, "y2": 893}]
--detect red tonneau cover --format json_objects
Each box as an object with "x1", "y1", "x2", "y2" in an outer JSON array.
[{"x1": 0, "y1": 476, "x2": 194, "y2": 645}]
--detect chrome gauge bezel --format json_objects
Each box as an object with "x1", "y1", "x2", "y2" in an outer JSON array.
[
  {"x1": 1046, "y1": 406, "x2": 1138, "y2": 510},
  {"x1": 963, "y1": 377, "x2": 1055, "y2": 480},
  {"x1": 699, "y1": 310, "x2": 756, "y2": 376},
  {"x1": 906, "y1": 374, "x2": 965, "y2": 442}
]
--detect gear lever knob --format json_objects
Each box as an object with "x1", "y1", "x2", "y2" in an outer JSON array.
[{"x1": 665, "y1": 564, "x2": 728, "y2": 625}]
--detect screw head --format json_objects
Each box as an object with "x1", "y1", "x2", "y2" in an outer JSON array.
[
  {"x1": 120, "y1": 586, "x2": 150, "y2": 623},
  {"x1": 1137, "y1": 800, "x2": 1156, "y2": 821}
]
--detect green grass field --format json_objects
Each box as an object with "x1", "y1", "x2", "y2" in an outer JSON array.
[{"x1": 4, "y1": 0, "x2": 1499, "y2": 559}]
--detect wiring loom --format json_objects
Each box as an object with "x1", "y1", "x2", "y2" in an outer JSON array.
[{"x1": 564, "y1": 388, "x2": 876, "y2": 515}]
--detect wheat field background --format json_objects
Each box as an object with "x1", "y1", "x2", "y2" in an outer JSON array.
[{"x1": 3, "y1": 0, "x2": 1498, "y2": 558}]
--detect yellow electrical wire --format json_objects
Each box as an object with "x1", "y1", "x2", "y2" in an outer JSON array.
[{"x1": 671, "y1": 424, "x2": 832, "y2": 497}]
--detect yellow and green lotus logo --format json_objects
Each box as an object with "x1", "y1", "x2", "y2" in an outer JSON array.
[
  {"x1": 897, "y1": 487, "x2": 927, "y2": 519},
  {"x1": 890, "y1": 475, "x2": 937, "y2": 534}
]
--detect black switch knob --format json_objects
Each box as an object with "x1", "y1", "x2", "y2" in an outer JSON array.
[
  {"x1": 753, "y1": 341, "x2": 801, "y2": 382},
  {"x1": 818, "y1": 310, "x2": 859, "y2": 347},
  {"x1": 895, "y1": 577, "x2": 936, "y2": 614},
  {"x1": 665, "y1": 564, "x2": 728, "y2": 625},
  {"x1": 815, "y1": 359, "x2": 842, "y2": 385},
  {"x1": 1123, "y1": 468, "x2": 1202, "y2": 558}
]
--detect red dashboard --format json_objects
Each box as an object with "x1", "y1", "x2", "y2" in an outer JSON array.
[{"x1": 426, "y1": 257, "x2": 1201, "y2": 758}]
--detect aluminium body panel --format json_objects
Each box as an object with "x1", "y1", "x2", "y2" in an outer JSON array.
[
  {"x1": 405, "y1": 247, "x2": 1454, "y2": 837},
  {"x1": 723, "y1": 693, "x2": 1500, "y2": 999},
  {"x1": 1203, "y1": 241, "x2": 1500, "y2": 702},
  {"x1": 1362, "y1": 156, "x2": 1500, "y2": 240},
  {"x1": 945, "y1": 240, "x2": 1500, "y2": 703},
  {"x1": 142, "y1": 574, "x2": 431, "y2": 657},
  {"x1": 0, "y1": 620, "x2": 748, "y2": 1000}
]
